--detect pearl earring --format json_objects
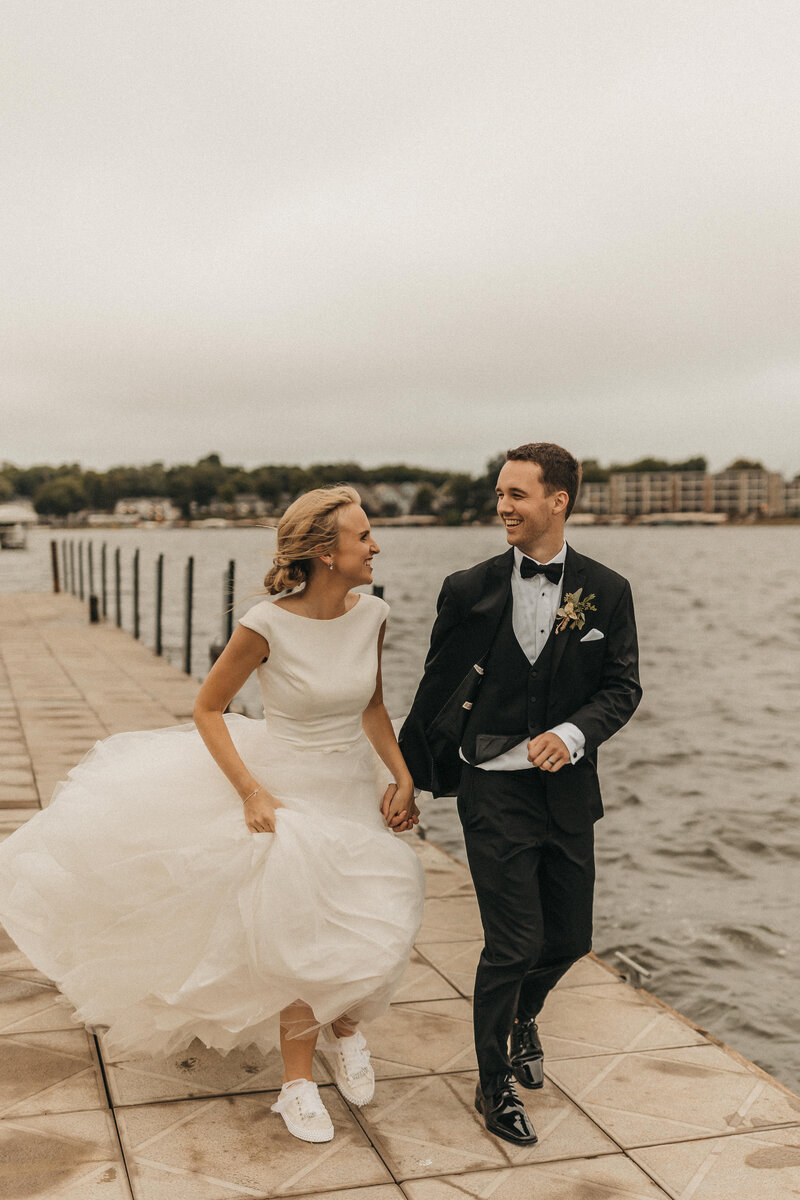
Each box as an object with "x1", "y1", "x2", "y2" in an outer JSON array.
[{"x1": 328, "y1": 560, "x2": 334, "y2": 571}]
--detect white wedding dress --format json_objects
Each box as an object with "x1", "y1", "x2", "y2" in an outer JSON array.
[{"x1": 0, "y1": 592, "x2": 425, "y2": 1060}]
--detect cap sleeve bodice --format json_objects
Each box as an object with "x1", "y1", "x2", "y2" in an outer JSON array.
[{"x1": 238, "y1": 592, "x2": 390, "y2": 751}]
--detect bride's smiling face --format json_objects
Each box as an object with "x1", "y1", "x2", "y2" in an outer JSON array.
[{"x1": 330, "y1": 504, "x2": 380, "y2": 585}]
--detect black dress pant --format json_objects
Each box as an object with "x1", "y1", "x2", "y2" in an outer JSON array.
[{"x1": 457, "y1": 764, "x2": 595, "y2": 1092}]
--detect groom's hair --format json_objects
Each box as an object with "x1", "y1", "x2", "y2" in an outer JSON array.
[{"x1": 505, "y1": 443, "x2": 582, "y2": 519}]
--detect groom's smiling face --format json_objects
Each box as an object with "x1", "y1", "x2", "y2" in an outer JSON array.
[{"x1": 495, "y1": 460, "x2": 566, "y2": 556}]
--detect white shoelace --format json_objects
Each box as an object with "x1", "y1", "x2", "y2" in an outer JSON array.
[
  {"x1": 272, "y1": 1079, "x2": 327, "y2": 1121},
  {"x1": 336, "y1": 1030, "x2": 371, "y2": 1081}
]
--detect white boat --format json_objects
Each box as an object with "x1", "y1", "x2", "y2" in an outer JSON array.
[{"x1": 0, "y1": 502, "x2": 38, "y2": 549}]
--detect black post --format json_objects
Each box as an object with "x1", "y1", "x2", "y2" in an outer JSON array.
[
  {"x1": 78, "y1": 541, "x2": 85, "y2": 601},
  {"x1": 89, "y1": 595, "x2": 100, "y2": 623},
  {"x1": 225, "y1": 559, "x2": 235, "y2": 641},
  {"x1": 155, "y1": 554, "x2": 164, "y2": 656},
  {"x1": 50, "y1": 540, "x2": 60, "y2": 593},
  {"x1": 133, "y1": 549, "x2": 140, "y2": 639},
  {"x1": 114, "y1": 547, "x2": 122, "y2": 628},
  {"x1": 183, "y1": 556, "x2": 194, "y2": 674},
  {"x1": 101, "y1": 543, "x2": 108, "y2": 619},
  {"x1": 68, "y1": 540, "x2": 76, "y2": 595},
  {"x1": 87, "y1": 542, "x2": 95, "y2": 595},
  {"x1": 61, "y1": 540, "x2": 68, "y2": 592}
]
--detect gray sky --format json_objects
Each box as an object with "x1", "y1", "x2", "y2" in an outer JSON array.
[{"x1": 3, "y1": 1, "x2": 799, "y2": 475}]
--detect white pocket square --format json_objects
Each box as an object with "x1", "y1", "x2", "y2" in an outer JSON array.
[{"x1": 580, "y1": 628, "x2": 604, "y2": 642}]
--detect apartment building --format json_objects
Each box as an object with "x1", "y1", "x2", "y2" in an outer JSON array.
[
  {"x1": 576, "y1": 468, "x2": 787, "y2": 518},
  {"x1": 711, "y1": 470, "x2": 785, "y2": 517},
  {"x1": 785, "y1": 477, "x2": 800, "y2": 517},
  {"x1": 575, "y1": 481, "x2": 611, "y2": 515}
]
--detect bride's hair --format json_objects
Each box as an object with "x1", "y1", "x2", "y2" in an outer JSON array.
[{"x1": 263, "y1": 485, "x2": 362, "y2": 595}]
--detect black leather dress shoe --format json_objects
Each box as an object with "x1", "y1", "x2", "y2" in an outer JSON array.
[
  {"x1": 510, "y1": 1017, "x2": 544, "y2": 1089},
  {"x1": 475, "y1": 1078, "x2": 538, "y2": 1145}
]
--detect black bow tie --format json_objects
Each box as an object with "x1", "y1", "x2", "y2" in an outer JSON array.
[{"x1": 519, "y1": 556, "x2": 563, "y2": 584}]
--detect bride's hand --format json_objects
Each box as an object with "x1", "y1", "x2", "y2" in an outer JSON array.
[
  {"x1": 242, "y1": 786, "x2": 283, "y2": 834},
  {"x1": 381, "y1": 780, "x2": 419, "y2": 833}
]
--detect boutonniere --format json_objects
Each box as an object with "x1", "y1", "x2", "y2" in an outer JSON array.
[{"x1": 555, "y1": 587, "x2": 597, "y2": 634}]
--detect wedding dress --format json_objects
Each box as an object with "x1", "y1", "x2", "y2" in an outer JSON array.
[{"x1": 0, "y1": 592, "x2": 424, "y2": 1060}]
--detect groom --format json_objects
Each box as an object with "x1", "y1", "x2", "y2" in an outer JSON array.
[{"x1": 399, "y1": 442, "x2": 641, "y2": 1145}]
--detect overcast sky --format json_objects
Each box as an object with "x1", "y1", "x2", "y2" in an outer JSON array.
[{"x1": 2, "y1": 1, "x2": 799, "y2": 475}]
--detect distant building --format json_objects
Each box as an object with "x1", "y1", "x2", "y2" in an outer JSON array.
[
  {"x1": 711, "y1": 470, "x2": 785, "y2": 517},
  {"x1": 113, "y1": 497, "x2": 181, "y2": 523},
  {"x1": 609, "y1": 471, "x2": 679, "y2": 516},
  {"x1": 575, "y1": 481, "x2": 610, "y2": 515},
  {"x1": 672, "y1": 471, "x2": 712, "y2": 513},
  {"x1": 233, "y1": 493, "x2": 269, "y2": 518},
  {"x1": 785, "y1": 477, "x2": 800, "y2": 517}
]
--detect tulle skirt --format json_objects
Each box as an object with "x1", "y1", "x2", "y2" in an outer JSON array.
[{"x1": 0, "y1": 714, "x2": 425, "y2": 1060}]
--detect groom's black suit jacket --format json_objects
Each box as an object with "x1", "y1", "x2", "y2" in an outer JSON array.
[{"x1": 398, "y1": 545, "x2": 642, "y2": 832}]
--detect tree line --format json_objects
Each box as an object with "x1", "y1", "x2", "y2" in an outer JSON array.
[{"x1": 2, "y1": 451, "x2": 760, "y2": 522}]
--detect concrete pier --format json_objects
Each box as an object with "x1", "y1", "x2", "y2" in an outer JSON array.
[{"x1": 1, "y1": 592, "x2": 799, "y2": 1199}]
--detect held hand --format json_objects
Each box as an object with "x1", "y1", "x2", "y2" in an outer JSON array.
[
  {"x1": 242, "y1": 786, "x2": 283, "y2": 833},
  {"x1": 381, "y1": 780, "x2": 420, "y2": 833},
  {"x1": 527, "y1": 732, "x2": 570, "y2": 773}
]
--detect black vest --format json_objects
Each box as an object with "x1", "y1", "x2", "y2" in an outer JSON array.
[{"x1": 461, "y1": 594, "x2": 555, "y2": 766}]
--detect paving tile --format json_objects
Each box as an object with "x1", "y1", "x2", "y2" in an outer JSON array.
[
  {"x1": 0, "y1": 808, "x2": 39, "y2": 826},
  {"x1": 630, "y1": 1124, "x2": 800, "y2": 1199},
  {"x1": 415, "y1": 941, "x2": 482, "y2": 997},
  {"x1": 556, "y1": 954, "x2": 623, "y2": 988},
  {"x1": 0, "y1": 1029, "x2": 108, "y2": 1118},
  {"x1": 0, "y1": 975, "x2": 78, "y2": 1034},
  {"x1": 329, "y1": 999, "x2": 476, "y2": 1082},
  {"x1": 286, "y1": 1190, "x2": 404, "y2": 1200},
  {"x1": 402, "y1": 1154, "x2": 670, "y2": 1198},
  {"x1": 546, "y1": 1043, "x2": 800, "y2": 1148},
  {"x1": 0, "y1": 926, "x2": 37, "y2": 973},
  {"x1": 406, "y1": 840, "x2": 475, "y2": 900},
  {"x1": 414, "y1": 898, "x2": 484, "y2": 944},
  {"x1": 538, "y1": 983, "x2": 706, "y2": 1061},
  {"x1": 352, "y1": 1070, "x2": 615, "y2": 1180},
  {"x1": 115, "y1": 1087, "x2": 391, "y2": 1199},
  {"x1": 0, "y1": 1109, "x2": 132, "y2": 1200},
  {"x1": 391, "y1": 950, "x2": 460, "y2": 1004},
  {"x1": 0, "y1": 796, "x2": 40, "y2": 811},
  {"x1": 102, "y1": 1037, "x2": 330, "y2": 1106}
]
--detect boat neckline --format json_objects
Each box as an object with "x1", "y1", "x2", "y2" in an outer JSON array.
[{"x1": 270, "y1": 594, "x2": 364, "y2": 622}]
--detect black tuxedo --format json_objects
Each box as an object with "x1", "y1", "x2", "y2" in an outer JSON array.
[{"x1": 399, "y1": 543, "x2": 641, "y2": 1088}]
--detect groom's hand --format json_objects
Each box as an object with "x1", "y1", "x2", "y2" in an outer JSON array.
[{"x1": 528, "y1": 732, "x2": 570, "y2": 773}]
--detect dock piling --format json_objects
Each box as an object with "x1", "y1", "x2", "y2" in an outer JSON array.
[
  {"x1": 183, "y1": 556, "x2": 194, "y2": 675},
  {"x1": 50, "y1": 540, "x2": 60, "y2": 593},
  {"x1": 114, "y1": 548, "x2": 121, "y2": 628},
  {"x1": 155, "y1": 553, "x2": 164, "y2": 656},
  {"x1": 133, "y1": 548, "x2": 140, "y2": 640}
]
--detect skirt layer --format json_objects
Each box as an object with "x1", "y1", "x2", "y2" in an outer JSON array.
[{"x1": 0, "y1": 715, "x2": 425, "y2": 1060}]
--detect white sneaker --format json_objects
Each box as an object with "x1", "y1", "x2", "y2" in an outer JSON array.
[
  {"x1": 271, "y1": 1079, "x2": 334, "y2": 1143},
  {"x1": 320, "y1": 1028, "x2": 375, "y2": 1107}
]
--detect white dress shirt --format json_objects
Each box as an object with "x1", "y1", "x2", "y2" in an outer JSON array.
[{"x1": 468, "y1": 543, "x2": 585, "y2": 773}]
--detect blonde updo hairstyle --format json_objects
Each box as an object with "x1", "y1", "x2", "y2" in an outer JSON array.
[{"x1": 263, "y1": 485, "x2": 362, "y2": 595}]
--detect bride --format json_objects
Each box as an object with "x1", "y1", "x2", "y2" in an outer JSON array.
[{"x1": 0, "y1": 485, "x2": 425, "y2": 1144}]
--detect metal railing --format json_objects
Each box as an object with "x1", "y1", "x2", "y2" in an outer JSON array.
[{"x1": 51, "y1": 538, "x2": 237, "y2": 678}]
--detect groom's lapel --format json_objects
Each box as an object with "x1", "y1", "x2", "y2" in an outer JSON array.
[
  {"x1": 549, "y1": 544, "x2": 586, "y2": 680},
  {"x1": 468, "y1": 548, "x2": 513, "y2": 652}
]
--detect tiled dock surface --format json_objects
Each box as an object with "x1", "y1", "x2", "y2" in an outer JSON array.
[{"x1": 1, "y1": 591, "x2": 800, "y2": 1199}]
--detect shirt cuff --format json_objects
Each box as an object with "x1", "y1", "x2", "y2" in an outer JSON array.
[{"x1": 549, "y1": 722, "x2": 585, "y2": 765}]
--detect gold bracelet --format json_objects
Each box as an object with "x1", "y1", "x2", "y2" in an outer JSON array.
[{"x1": 242, "y1": 786, "x2": 263, "y2": 804}]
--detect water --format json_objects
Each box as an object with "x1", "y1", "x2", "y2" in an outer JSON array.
[{"x1": 3, "y1": 524, "x2": 800, "y2": 1090}]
